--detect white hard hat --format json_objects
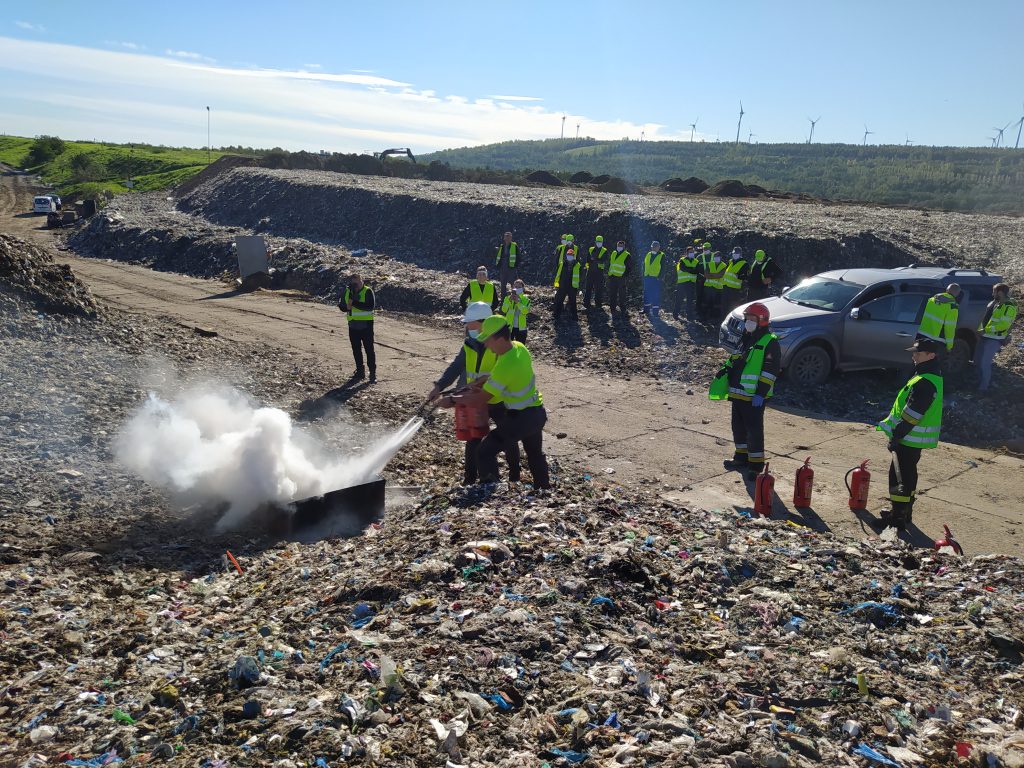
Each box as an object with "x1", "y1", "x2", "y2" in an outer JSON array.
[{"x1": 463, "y1": 302, "x2": 492, "y2": 323}]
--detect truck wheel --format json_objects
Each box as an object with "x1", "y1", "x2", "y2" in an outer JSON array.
[{"x1": 786, "y1": 345, "x2": 832, "y2": 385}]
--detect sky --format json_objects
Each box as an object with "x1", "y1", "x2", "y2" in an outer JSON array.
[{"x1": 1, "y1": 0, "x2": 1022, "y2": 153}]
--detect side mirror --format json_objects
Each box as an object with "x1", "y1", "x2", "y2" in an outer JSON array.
[{"x1": 850, "y1": 307, "x2": 863, "y2": 320}]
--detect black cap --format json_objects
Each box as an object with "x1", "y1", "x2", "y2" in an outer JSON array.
[{"x1": 907, "y1": 338, "x2": 942, "y2": 353}]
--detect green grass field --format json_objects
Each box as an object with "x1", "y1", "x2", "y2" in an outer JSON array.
[{"x1": 0, "y1": 135, "x2": 222, "y2": 203}]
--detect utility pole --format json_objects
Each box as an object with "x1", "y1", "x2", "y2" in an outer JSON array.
[
  {"x1": 561, "y1": 115, "x2": 565, "y2": 139},
  {"x1": 206, "y1": 106, "x2": 211, "y2": 164}
]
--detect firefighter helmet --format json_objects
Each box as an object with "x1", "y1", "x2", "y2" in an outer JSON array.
[{"x1": 745, "y1": 302, "x2": 771, "y2": 327}]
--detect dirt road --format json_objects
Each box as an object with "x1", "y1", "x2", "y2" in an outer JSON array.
[{"x1": 4, "y1": 170, "x2": 1022, "y2": 556}]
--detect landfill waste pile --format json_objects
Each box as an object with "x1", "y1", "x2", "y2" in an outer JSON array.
[
  {"x1": 0, "y1": 232, "x2": 98, "y2": 319},
  {"x1": 3, "y1": 478, "x2": 1024, "y2": 768}
]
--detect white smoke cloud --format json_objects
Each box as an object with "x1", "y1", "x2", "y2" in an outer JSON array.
[{"x1": 115, "y1": 386, "x2": 420, "y2": 531}]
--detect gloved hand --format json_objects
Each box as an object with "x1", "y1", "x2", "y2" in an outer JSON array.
[
  {"x1": 751, "y1": 395, "x2": 765, "y2": 408},
  {"x1": 887, "y1": 438, "x2": 898, "y2": 453}
]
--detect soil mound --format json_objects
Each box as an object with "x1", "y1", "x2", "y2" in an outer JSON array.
[
  {"x1": 590, "y1": 174, "x2": 612, "y2": 185},
  {"x1": 745, "y1": 183, "x2": 769, "y2": 196},
  {"x1": 596, "y1": 177, "x2": 641, "y2": 194},
  {"x1": 569, "y1": 171, "x2": 594, "y2": 183},
  {"x1": 173, "y1": 155, "x2": 256, "y2": 199},
  {"x1": 662, "y1": 176, "x2": 709, "y2": 193},
  {"x1": 0, "y1": 233, "x2": 98, "y2": 318},
  {"x1": 703, "y1": 179, "x2": 752, "y2": 197},
  {"x1": 525, "y1": 170, "x2": 564, "y2": 186}
]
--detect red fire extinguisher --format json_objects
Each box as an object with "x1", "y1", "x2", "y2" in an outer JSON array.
[
  {"x1": 933, "y1": 524, "x2": 964, "y2": 556},
  {"x1": 753, "y1": 463, "x2": 775, "y2": 517},
  {"x1": 452, "y1": 392, "x2": 489, "y2": 441},
  {"x1": 845, "y1": 460, "x2": 871, "y2": 510},
  {"x1": 793, "y1": 456, "x2": 814, "y2": 508}
]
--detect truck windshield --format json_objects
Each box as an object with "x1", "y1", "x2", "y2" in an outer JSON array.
[{"x1": 783, "y1": 277, "x2": 864, "y2": 312}]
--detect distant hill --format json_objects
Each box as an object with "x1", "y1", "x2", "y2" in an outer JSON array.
[{"x1": 422, "y1": 139, "x2": 1024, "y2": 215}]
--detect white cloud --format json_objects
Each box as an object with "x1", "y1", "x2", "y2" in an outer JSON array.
[
  {"x1": 106, "y1": 40, "x2": 144, "y2": 51},
  {"x1": 0, "y1": 36, "x2": 670, "y2": 153},
  {"x1": 166, "y1": 49, "x2": 215, "y2": 63},
  {"x1": 15, "y1": 21, "x2": 46, "y2": 32},
  {"x1": 303, "y1": 63, "x2": 322, "y2": 69},
  {"x1": 486, "y1": 95, "x2": 543, "y2": 102}
]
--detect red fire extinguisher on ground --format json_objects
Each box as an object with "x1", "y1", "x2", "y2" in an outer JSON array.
[
  {"x1": 793, "y1": 457, "x2": 814, "y2": 508},
  {"x1": 452, "y1": 391, "x2": 489, "y2": 441},
  {"x1": 845, "y1": 460, "x2": 871, "y2": 510},
  {"x1": 753, "y1": 463, "x2": 775, "y2": 517},
  {"x1": 933, "y1": 524, "x2": 965, "y2": 556}
]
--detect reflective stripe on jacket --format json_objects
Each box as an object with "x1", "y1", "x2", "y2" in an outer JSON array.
[
  {"x1": 709, "y1": 333, "x2": 778, "y2": 401},
  {"x1": 495, "y1": 242, "x2": 518, "y2": 268},
  {"x1": 608, "y1": 250, "x2": 629, "y2": 277},
  {"x1": 500, "y1": 293, "x2": 530, "y2": 330},
  {"x1": 468, "y1": 281, "x2": 496, "y2": 306},
  {"x1": 344, "y1": 286, "x2": 374, "y2": 322},
  {"x1": 722, "y1": 258, "x2": 748, "y2": 289},
  {"x1": 482, "y1": 341, "x2": 543, "y2": 410},
  {"x1": 981, "y1": 299, "x2": 1017, "y2": 340},
  {"x1": 877, "y1": 373, "x2": 943, "y2": 449},
  {"x1": 643, "y1": 251, "x2": 663, "y2": 277},
  {"x1": 917, "y1": 293, "x2": 958, "y2": 349},
  {"x1": 676, "y1": 256, "x2": 699, "y2": 284}
]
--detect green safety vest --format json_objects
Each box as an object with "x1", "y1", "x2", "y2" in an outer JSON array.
[
  {"x1": 877, "y1": 373, "x2": 943, "y2": 449},
  {"x1": 608, "y1": 250, "x2": 629, "y2": 277},
  {"x1": 469, "y1": 280, "x2": 496, "y2": 305},
  {"x1": 495, "y1": 242, "x2": 518, "y2": 268},
  {"x1": 589, "y1": 245, "x2": 608, "y2": 271},
  {"x1": 465, "y1": 340, "x2": 498, "y2": 403},
  {"x1": 644, "y1": 251, "x2": 663, "y2": 277},
  {"x1": 482, "y1": 341, "x2": 543, "y2": 410},
  {"x1": 676, "y1": 255, "x2": 699, "y2": 284},
  {"x1": 554, "y1": 250, "x2": 583, "y2": 288},
  {"x1": 918, "y1": 293, "x2": 958, "y2": 349},
  {"x1": 751, "y1": 256, "x2": 772, "y2": 281},
  {"x1": 709, "y1": 333, "x2": 778, "y2": 401},
  {"x1": 500, "y1": 292, "x2": 530, "y2": 330},
  {"x1": 722, "y1": 258, "x2": 748, "y2": 290},
  {"x1": 705, "y1": 259, "x2": 727, "y2": 290},
  {"x1": 344, "y1": 286, "x2": 373, "y2": 322},
  {"x1": 980, "y1": 299, "x2": 1017, "y2": 340}
]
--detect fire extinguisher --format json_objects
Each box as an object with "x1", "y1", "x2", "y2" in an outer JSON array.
[
  {"x1": 753, "y1": 463, "x2": 775, "y2": 517},
  {"x1": 845, "y1": 460, "x2": 871, "y2": 510},
  {"x1": 452, "y1": 392, "x2": 489, "y2": 441},
  {"x1": 793, "y1": 456, "x2": 814, "y2": 508},
  {"x1": 933, "y1": 524, "x2": 964, "y2": 556}
]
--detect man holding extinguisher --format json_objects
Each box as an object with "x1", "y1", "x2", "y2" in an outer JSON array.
[
  {"x1": 876, "y1": 338, "x2": 944, "y2": 530},
  {"x1": 428, "y1": 302, "x2": 521, "y2": 485},
  {"x1": 709, "y1": 302, "x2": 781, "y2": 481}
]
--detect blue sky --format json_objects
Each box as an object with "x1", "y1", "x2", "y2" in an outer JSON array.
[{"x1": 2, "y1": 0, "x2": 1022, "y2": 152}]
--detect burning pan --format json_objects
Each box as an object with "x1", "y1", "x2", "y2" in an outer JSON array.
[{"x1": 286, "y1": 478, "x2": 386, "y2": 540}]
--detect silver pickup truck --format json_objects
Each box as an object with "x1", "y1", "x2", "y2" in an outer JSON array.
[{"x1": 720, "y1": 266, "x2": 1002, "y2": 384}]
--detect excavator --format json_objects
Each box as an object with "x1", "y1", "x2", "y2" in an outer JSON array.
[{"x1": 374, "y1": 148, "x2": 416, "y2": 163}]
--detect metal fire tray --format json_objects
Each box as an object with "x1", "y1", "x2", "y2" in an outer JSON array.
[{"x1": 287, "y1": 478, "x2": 386, "y2": 539}]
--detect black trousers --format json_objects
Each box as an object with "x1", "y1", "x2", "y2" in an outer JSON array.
[
  {"x1": 673, "y1": 282, "x2": 695, "y2": 318},
  {"x1": 478, "y1": 406, "x2": 550, "y2": 489},
  {"x1": 348, "y1": 325, "x2": 376, "y2": 374},
  {"x1": 510, "y1": 328, "x2": 528, "y2": 344},
  {"x1": 722, "y1": 287, "x2": 742, "y2": 320},
  {"x1": 703, "y1": 288, "x2": 723, "y2": 319},
  {"x1": 730, "y1": 398, "x2": 766, "y2": 466},
  {"x1": 888, "y1": 444, "x2": 922, "y2": 515},
  {"x1": 465, "y1": 405, "x2": 521, "y2": 484},
  {"x1": 607, "y1": 277, "x2": 627, "y2": 312},
  {"x1": 583, "y1": 270, "x2": 605, "y2": 307},
  {"x1": 497, "y1": 264, "x2": 518, "y2": 302},
  {"x1": 553, "y1": 286, "x2": 578, "y2": 319}
]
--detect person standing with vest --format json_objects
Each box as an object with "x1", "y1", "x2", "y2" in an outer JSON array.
[
  {"x1": 459, "y1": 266, "x2": 499, "y2": 312},
  {"x1": 494, "y1": 231, "x2": 520, "y2": 302},
  {"x1": 468, "y1": 315, "x2": 551, "y2": 490},
  {"x1": 747, "y1": 249, "x2": 781, "y2": 301},
  {"x1": 607, "y1": 239, "x2": 632, "y2": 315},
  {"x1": 642, "y1": 241, "x2": 665, "y2": 318},
  {"x1": 876, "y1": 338, "x2": 944, "y2": 529},
  {"x1": 673, "y1": 246, "x2": 699, "y2": 320},
  {"x1": 722, "y1": 247, "x2": 749, "y2": 320},
  {"x1": 339, "y1": 274, "x2": 376, "y2": 382},
  {"x1": 501, "y1": 278, "x2": 531, "y2": 343},
  {"x1": 703, "y1": 250, "x2": 727, "y2": 321},
  {"x1": 553, "y1": 244, "x2": 583, "y2": 321},
  {"x1": 431, "y1": 302, "x2": 521, "y2": 485},
  {"x1": 695, "y1": 241, "x2": 713, "y2": 319},
  {"x1": 709, "y1": 302, "x2": 781, "y2": 481},
  {"x1": 917, "y1": 283, "x2": 961, "y2": 352},
  {"x1": 976, "y1": 282, "x2": 1018, "y2": 393},
  {"x1": 583, "y1": 235, "x2": 608, "y2": 309}
]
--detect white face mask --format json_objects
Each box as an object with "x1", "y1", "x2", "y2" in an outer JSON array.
[
  {"x1": 566, "y1": 253, "x2": 575, "y2": 262},
  {"x1": 468, "y1": 329, "x2": 480, "y2": 339},
  {"x1": 617, "y1": 246, "x2": 624, "y2": 252},
  {"x1": 744, "y1": 319, "x2": 757, "y2": 332},
  {"x1": 514, "y1": 287, "x2": 522, "y2": 295},
  {"x1": 714, "y1": 255, "x2": 722, "y2": 262},
  {"x1": 561, "y1": 239, "x2": 567, "y2": 246}
]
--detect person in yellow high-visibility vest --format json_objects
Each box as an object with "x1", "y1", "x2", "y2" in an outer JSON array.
[
  {"x1": 976, "y1": 282, "x2": 1018, "y2": 393},
  {"x1": 553, "y1": 245, "x2": 583, "y2": 321},
  {"x1": 339, "y1": 273, "x2": 376, "y2": 382},
  {"x1": 459, "y1": 266, "x2": 499, "y2": 312},
  {"x1": 642, "y1": 241, "x2": 665, "y2": 318}
]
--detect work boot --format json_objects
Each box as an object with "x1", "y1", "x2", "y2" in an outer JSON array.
[
  {"x1": 723, "y1": 456, "x2": 748, "y2": 471},
  {"x1": 369, "y1": 370, "x2": 377, "y2": 383},
  {"x1": 352, "y1": 369, "x2": 366, "y2": 381}
]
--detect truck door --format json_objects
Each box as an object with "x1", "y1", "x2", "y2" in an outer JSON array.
[{"x1": 844, "y1": 293, "x2": 929, "y2": 367}]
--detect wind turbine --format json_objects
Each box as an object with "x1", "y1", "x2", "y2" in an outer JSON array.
[
  {"x1": 1014, "y1": 103, "x2": 1024, "y2": 149},
  {"x1": 576, "y1": 122, "x2": 580, "y2": 139},
  {"x1": 640, "y1": 131, "x2": 645, "y2": 142},
  {"x1": 905, "y1": 134, "x2": 914, "y2": 146},
  {"x1": 561, "y1": 115, "x2": 565, "y2": 139},
  {"x1": 992, "y1": 121, "x2": 1012, "y2": 148},
  {"x1": 689, "y1": 117, "x2": 699, "y2": 142},
  {"x1": 735, "y1": 101, "x2": 745, "y2": 145},
  {"x1": 748, "y1": 131, "x2": 755, "y2": 144},
  {"x1": 862, "y1": 125, "x2": 874, "y2": 145},
  {"x1": 807, "y1": 116, "x2": 821, "y2": 144}
]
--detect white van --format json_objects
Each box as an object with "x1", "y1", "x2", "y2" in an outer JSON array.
[{"x1": 33, "y1": 195, "x2": 57, "y2": 214}]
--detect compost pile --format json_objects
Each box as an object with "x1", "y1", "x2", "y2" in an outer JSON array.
[{"x1": 3, "y1": 479, "x2": 1023, "y2": 768}]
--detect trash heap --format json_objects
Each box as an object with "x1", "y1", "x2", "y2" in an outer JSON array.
[
  {"x1": 4, "y1": 481, "x2": 1022, "y2": 768},
  {"x1": 0, "y1": 233, "x2": 98, "y2": 319}
]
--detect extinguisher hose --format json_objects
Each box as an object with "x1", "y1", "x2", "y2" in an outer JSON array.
[{"x1": 844, "y1": 466, "x2": 855, "y2": 496}]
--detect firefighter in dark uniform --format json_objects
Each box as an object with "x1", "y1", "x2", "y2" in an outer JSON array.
[
  {"x1": 709, "y1": 302, "x2": 781, "y2": 481},
  {"x1": 876, "y1": 338, "x2": 944, "y2": 529}
]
